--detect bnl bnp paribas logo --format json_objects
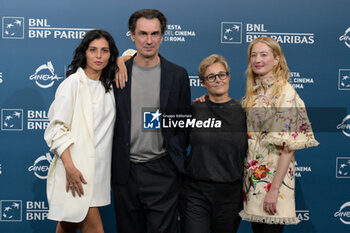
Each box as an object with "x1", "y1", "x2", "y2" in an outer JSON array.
[
  {"x1": 338, "y1": 69, "x2": 350, "y2": 91},
  {"x1": 143, "y1": 109, "x2": 162, "y2": 129},
  {"x1": 2, "y1": 17, "x2": 24, "y2": 39},
  {"x1": 1, "y1": 109, "x2": 49, "y2": 131},
  {"x1": 0, "y1": 200, "x2": 22, "y2": 222},
  {"x1": 221, "y1": 22, "x2": 314, "y2": 44},
  {"x1": 189, "y1": 76, "x2": 204, "y2": 87},
  {"x1": 296, "y1": 210, "x2": 310, "y2": 221},
  {"x1": 221, "y1": 22, "x2": 242, "y2": 44},
  {"x1": 336, "y1": 157, "x2": 350, "y2": 178},
  {"x1": 0, "y1": 200, "x2": 48, "y2": 221},
  {"x1": 1, "y1": 109, "x2": 23, "y2": 131},
  {"x1": 2, "y1": 16, "x2": 93, "y2": 39},
  {"x1": 29, "y1": 61, "x2": 64, "y2": 88}
]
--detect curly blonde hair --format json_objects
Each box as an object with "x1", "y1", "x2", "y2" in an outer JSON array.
[{"x1": 242, "y1": 37, "x2": 289, "y2": 109}]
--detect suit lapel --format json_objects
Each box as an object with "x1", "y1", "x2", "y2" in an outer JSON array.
[
  {"x1": 159, "y1": 55, "x2": 173, "y2": 110},
  {"x1": 116, "y1": 57, "x2": 133, "y2": 120}
]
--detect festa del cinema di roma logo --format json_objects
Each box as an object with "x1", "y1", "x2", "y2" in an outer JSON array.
[
  {"x1": 29, "y1": 61, "x2": 63, "y2": 88},
  {"x1": 125, "y1": 24, "x2": 196, "y2": 43}
]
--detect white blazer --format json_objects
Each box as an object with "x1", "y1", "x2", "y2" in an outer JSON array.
[{"x1": 44, "y1": 68, "x2": 111, "y2": 222}]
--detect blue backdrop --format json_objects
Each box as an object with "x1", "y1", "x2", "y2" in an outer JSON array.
[{"x1": 1, "y1": 0, "x2": 350, "y2": 232}]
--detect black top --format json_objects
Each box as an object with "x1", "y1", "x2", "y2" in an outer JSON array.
[{"x1": 185, "y1": 98, "x2": 247, "y2": 183}]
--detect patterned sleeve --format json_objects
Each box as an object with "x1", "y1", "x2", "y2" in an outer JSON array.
[
  {"x1": 262, "y1": 83, "x2": 319, "y2": 150},
  {"x1": 122, "y1": 49, "x2": 137, "y2": 57}
]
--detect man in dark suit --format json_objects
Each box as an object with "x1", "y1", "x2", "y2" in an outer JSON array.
[{"x1": 112, "y1": 9, "x2": 191, "y2": 233}]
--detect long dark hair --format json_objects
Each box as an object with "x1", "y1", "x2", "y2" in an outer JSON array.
[{"x1": 66, "y1": 29, "x2": 119, "y2": 92}]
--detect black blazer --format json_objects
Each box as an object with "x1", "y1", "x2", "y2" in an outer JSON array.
[{"x1": 112, "y1": 54, "x2": 191, "y2": 184}]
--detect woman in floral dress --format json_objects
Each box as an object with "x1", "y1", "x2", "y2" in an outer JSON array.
[{"x1": 239, "y1": 37, "x2": 319, "y2": 233}]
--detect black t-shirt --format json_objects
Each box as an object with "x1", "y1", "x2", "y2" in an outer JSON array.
[{"x1": 185, "y1": 98, "x2": 247, "y2": 183}]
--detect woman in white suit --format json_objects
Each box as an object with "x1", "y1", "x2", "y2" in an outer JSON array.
[{"x1": 44, "y1": 29, "x2": 119, "y2": 233}]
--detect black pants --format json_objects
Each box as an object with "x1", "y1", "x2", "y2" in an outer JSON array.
[
  {"x1": 251, "y1": 222, "x2": 285, "y2": 233},
  {"x1": 179, "y1": 177, "x2": 243, "y2": 233},
  {"x1": 113, "y1": 155, "x2": 180, "y2": 233}
]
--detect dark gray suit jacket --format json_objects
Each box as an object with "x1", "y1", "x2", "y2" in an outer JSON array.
[{"x1": 112, "y1": 54, "x2": 191, "y2": 184}]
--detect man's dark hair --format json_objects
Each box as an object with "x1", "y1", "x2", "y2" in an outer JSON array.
[{"x1": 128, "y1": 9, "x2": 167, "y2": 35}]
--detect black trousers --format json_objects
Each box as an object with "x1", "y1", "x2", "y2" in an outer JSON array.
[
  {"x1": 112, "y1": 155, "x2": 180, "y2": 233},
  {"x1": 251, "y1": 222, "x2": 285, "y2": 233},
  {"x1": 179, "y1": 177, "x2": 243, "y2": 233}
]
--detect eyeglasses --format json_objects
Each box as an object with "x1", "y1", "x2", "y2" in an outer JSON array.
[{"x1": 201, "y1": 72, "x2": 229, "y2": 83}]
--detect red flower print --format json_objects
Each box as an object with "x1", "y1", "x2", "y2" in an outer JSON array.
[
  {"x1": 289, "y1": 168, "x2": 294, "y2": 176},
  {"x1": 253, "y1": 165, "x2": 270, "y2": 180},
  {"x1": 247, "y1": 160, "x2": 258, "y2": 171},
  {"x1": 248, "y1": 160, "x2": 258, "y2": 167},
  {"x1": 299, "y1": 123, "x2": 309, "y2": 132},
  {"x1": 264, "y1": 183, "x2": 271, "y2": 192},
  {"x1": 243, "y1": 190, "x2": 247, "y2": 204}
]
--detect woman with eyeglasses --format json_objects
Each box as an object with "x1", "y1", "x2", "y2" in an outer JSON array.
[
  {"x1": 179, "y1": 54, "x2": 247, "y2": 233},
  {"x1": 239, "y1": 37, "x2": 319, "y2": 233}
]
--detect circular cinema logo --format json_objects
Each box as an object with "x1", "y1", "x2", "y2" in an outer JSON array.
[
  {"x1": 29, "y1": 61, "x2": 63, "y2": 88},
  {"x1": 28, "y1": 152, "x2": 53, "y2": 179},
  {"x1": 334, "y1": 202, "x2": 350, "y2": 224},
  {"x1": 337, "y1": 115, "x2": 350, "y2": 137},
  {"x1": 339, "y1": 27, "x2": 350, "y2": 48}
]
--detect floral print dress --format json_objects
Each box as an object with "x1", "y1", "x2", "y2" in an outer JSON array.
[{"x1": 239, "y1": 77, "x2": 319, "y2": 225}]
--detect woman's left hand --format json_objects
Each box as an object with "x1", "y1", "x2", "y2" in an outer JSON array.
[
  {"x1": 263, "y1": 189, "x2": 278, "y2": 215},
  {"x1": 115, "y1": 57, "x2": 128, "y2": 89}
]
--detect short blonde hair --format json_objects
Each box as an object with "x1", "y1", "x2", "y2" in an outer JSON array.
[{"x1": 198, "y1": 54, "x2": 230, "y2": 80}]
